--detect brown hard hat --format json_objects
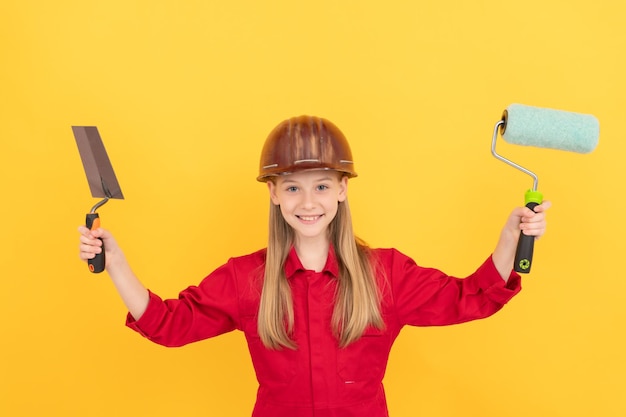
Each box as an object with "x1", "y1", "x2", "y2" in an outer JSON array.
[{"x1": 257, "y1": 115, "x2": 357, "y2": 182}]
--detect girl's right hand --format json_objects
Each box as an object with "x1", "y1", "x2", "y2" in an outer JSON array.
[{"x1": 78, "y1": 226, "x2": 120, "y2": 266}]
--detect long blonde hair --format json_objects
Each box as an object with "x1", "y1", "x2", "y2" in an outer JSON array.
[{"x1": 257, "y1": 195, "x2": 384, "y2": 350}]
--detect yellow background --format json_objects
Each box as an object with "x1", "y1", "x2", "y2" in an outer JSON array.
[{"x1": 1, "y1": 1, "x2": 624, "y2": 416}]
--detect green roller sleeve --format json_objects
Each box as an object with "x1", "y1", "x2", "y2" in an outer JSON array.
[{"x1": 502, "y1": 104, "x2": 599, "y2": 154}]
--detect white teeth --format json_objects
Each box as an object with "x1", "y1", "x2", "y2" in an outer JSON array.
[{"x1": 298, "y1": 215, "x2": 319, "y2": 221}]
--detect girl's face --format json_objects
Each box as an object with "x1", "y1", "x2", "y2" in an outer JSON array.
[{"x1": 267, "y1": 170, "x2": 348, "y2": 244}]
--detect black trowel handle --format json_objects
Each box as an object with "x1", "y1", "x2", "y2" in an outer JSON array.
[
  {"x1": 514, "y1": 201, "x2": 540, "y2": 274},
  {"x1": 86, "y1": 213, "x2": 105, "y2": 273}
]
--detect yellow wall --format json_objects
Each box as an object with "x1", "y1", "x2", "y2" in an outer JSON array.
[{"x1": 1, "y1": 1, "x2": 624, "y2": 416}]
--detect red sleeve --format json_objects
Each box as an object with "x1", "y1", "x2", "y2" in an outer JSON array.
[
  {"x1": 387, "y1": 249, "x2": 522, "y2": 327},
  {"x1": 126, "y1": 261, "x2": 241, "y2": 347}
]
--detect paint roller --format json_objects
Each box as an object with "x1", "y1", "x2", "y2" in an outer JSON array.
[{"x1": 491, "y1": 103, "x2": 599, "y2": 273}]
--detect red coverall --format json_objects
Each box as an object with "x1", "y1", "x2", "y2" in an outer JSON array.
[{"x1": 127, "y1": 246, "x2": 521, "y2": 417}]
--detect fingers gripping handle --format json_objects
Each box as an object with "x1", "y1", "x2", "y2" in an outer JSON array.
[
  {"x1": 514, "y1": 190, "x2": 543, "y2": 274},
  {"x1": 86, "y1": 213, "x2": 105, "y2": 273}
]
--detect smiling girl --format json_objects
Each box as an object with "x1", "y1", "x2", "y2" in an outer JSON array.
[{"x1": 78, "y1": 115, "x2": 550, "y2": 417}]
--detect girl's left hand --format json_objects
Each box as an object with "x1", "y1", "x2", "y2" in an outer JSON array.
[
  {"x1": 515, "y1": 200, "x2": 551, "y2": 239},
  {"x1": 493, "y1": 200, "x2": 551, "y2": 280}
]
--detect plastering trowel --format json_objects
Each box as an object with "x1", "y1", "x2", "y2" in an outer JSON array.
[{"x1": 72, "y1": 126, "x2": 124, "y2": 273}]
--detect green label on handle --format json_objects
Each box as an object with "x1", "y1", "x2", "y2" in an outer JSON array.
[{"x1": 518, "y1": 259, "x2": 531, "y2": 271}]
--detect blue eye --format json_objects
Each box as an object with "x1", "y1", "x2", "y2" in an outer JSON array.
[
  {"x1": 286, "y1": 186, "x2": 298, "y2": 192},
  {"x1": 316, "y1": 184, "x2": 329, "y2": 191}
]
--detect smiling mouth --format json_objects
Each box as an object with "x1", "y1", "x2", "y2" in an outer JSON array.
[{"x1": 296, "y1": 215, "x2": 323, "y2": 222}]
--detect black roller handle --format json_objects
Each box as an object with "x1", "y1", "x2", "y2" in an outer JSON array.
[{"x1": 514, "y1": 201, "x2": 540, "y2": 273}]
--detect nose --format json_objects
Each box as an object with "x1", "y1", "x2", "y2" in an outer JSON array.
[{"x1": 301, "y1": 189, "x2": 315, "y2": 210}]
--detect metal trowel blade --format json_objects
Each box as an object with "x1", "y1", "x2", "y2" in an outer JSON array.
[{"x1": 72, "y1": 126, "x2": 124, "y2": 200}]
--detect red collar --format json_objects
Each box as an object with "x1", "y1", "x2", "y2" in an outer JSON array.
[{"x1": 284, "y1": 245, "x2": 340, "y2": 279}]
